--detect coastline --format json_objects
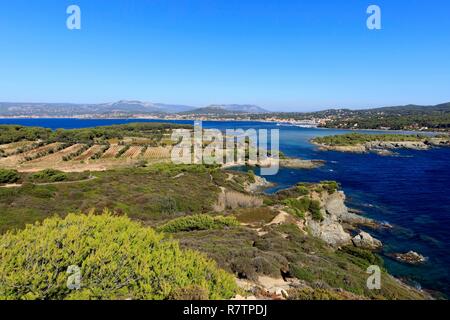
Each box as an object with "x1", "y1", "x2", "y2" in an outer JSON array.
[
  {"x1": 1, "y1": 118, "x2": 449, "y2": 298},
  {"x1": 243, "y1": 176, "x2": 434, "y2": 299},
  {"x1": 1, "y1": 116, "x2": 446, "y2": 135}
]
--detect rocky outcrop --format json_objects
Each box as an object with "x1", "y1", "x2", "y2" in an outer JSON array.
[
  {"x1": 244, "y1": 175, "x2": 273, "y2": 193},
  {"x1": 352, "y1": 231, "x2": 382, "y2": 250},
  {"x1": 308, "y1": 218, "x2": 352, "y2": 248},
  {"x1": 279, "y1": 158, "x2": 325, "y2": 169},
  {"x1": 313, "y1": 138, "x2": 450, "y2": 155},
  {"x1": 324, "y1": 191, "x2": 375, "y2": 225},
  {"x1": 365, "y1": 141, "x2": 430, "y2": 151},
  {"x1": 389, "y1": 251, "x2": 427, "y2": 265},
  {"x1": 315, "y1": 144, "x2": 367, "y2": 153},
  {"x1": 306, "y1": 191, "x2": 381, "y2": 248}
]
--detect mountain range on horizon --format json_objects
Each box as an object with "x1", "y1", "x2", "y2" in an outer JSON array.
[
  {"x1": 0, "y1": 100, "x2": 270, "y2": 117},
  {"x1": 0, "y1": 100, "x2": 449, "y2": 118}
]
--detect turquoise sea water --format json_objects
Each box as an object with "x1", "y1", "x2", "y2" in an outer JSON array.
[{"x1": 1, "y1": 118, "x2": 449, "y2": 297}]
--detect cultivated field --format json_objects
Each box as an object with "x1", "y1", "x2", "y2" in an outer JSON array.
[
  {"x1": 0, "y1": 123, "x2": 192, "y2": 172},
  {"x1": 0, "y1": 141, "x2": 173, "y2": 172}
]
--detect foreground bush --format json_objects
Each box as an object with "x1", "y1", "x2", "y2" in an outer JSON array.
[
  {"x1": 0, "y1": 169, "x2": 20, "y2": 184},
  {"x1": 158, "y1": 214, "x2": 239, "y2": 233},
  {"x1": 0, "y1": 211, "x2": 237, "y2": 300}
]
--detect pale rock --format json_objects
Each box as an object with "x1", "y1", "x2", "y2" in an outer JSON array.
[{"x1": 352, "y1": 231, "x2": 382, "y2": 250}]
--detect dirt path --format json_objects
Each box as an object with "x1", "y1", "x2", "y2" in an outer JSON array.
[{"x1": 0, "y1": 175, "x2": 98, "y2": 188}]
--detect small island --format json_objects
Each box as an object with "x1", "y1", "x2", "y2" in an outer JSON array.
[{"x1": 311, "y1": 133, "x2": 450, "y2": 155}]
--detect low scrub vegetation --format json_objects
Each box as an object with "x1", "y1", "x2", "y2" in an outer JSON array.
[
  {"x1": 178, "y1": 223, "x2": 426, "y2": 299},
  {"x1": 0, "y1": 169, "x2": 20, "y2": 184},
  {"x1": 0, "y1": 125, "x2": 52, "y2": 144},
  {"x1": 312, "y1": 133, "x2": 426, "y2": 146},
  {"x1": 233, "y1": 207, "x2": 277, "y2": 225},
  {"x1": 0, "y1": 212, "x2": 237, "y2": 300},
  {"x1": 282, "y1": 197, "x2": 323, "y2": 221},
  {"x1": 29, "y1": 169, "x2": 68, "y2": 183},
  {"x1": 158, "y1": 214, "x2": 239, "y2": 233},
  {"x1": 0, "y1": 166, "x2": 227, "y2": 233}
]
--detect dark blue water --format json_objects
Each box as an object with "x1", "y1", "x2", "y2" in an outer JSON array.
[{"x1": 1, "y1": 118, "x2": 449, "y2": 297}]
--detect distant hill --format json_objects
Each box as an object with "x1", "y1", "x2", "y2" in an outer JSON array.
[
  {"x1": 0, "y1": 100, "x2": 196, "y2": 117},
  {"x1": 361, "y1": 102, "x2": 450, "y2": 115},
  {"x1": 316, "y1": 102, "x2": 450, "y2": 131},
  {"x1": 179, "y1": 104, "x2": 269, "y2": 115}
]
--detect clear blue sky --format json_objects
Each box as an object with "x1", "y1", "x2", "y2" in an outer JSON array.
[{"x1": 0, "y1": 0, "x2": 449, "y2": 111}]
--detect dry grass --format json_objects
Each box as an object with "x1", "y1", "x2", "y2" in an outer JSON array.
[{"x1": 214, "y1": 189, "x2": 263, "y2": 211}]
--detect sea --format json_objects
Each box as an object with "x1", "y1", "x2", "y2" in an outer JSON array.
[{"x1": 1, "y1": 118, "x2": 449, "y2": 298}]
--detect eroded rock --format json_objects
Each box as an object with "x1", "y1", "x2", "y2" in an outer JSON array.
[
  {"x1": 390, "y1": 251, "x2": 427, "y2": 265},
  {"x1": 352, "y1": 231, "x2": 382, "y2": 250}
]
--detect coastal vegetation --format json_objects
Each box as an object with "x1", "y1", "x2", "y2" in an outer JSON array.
[
  {"x1": 311, "y1": 132, "x2": 449, "y2": 154},
  {"x1": 312, "y1": 133, "x2": 427, "y2": 146},
  {"x1": 0, "y1": 121, "x2": 434, "y2": 300},
  {"x1": 0, "y1": 212, "x2": 237, "y2": 300},
  {"x1": 157, "y1": 214, "x2": 239, "y2": 233},
  {"x1": 322, "y1": 114, "x2": 450, "y2": 131}
]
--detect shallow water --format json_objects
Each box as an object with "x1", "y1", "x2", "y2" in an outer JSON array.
[{"x1": 1, "y1": 118, "x2": 449, "y2": 297}]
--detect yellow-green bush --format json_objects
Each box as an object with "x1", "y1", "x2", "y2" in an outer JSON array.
[
  {"x1": 158, "y1": 214, "x2": 239, "y2": 233},
  {"x1": 0, "y1": 211, "x2": 237, "y2": 300}
]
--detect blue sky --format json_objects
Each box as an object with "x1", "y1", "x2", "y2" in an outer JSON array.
[{"x1": 0, "y1": 0, "x2": 449, "y2": 111}]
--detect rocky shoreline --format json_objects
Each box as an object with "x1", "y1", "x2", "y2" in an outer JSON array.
[
  {"x1": 312, "y1": 137, "x2": 450, "y2": 155},
  {"x1": 250, "y1": 182, "x2": 432, "y2": 299}
]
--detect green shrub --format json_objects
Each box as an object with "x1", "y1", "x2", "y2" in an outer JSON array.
[
  {"x1": 296, "y1": 185, "x2": 310, "y2": 196},
  {"x1": 158, "y1": 214, "x2": 239, "y2": 233},
  {"x1": 247, "y1": 170, "x2": 256, "y2": 183},
  {"x1": 340, "y1": 246, "x2": 384, "y2": 267},
  {"x1": 286, "y1": 207, "x2": 304, "y2": 219},
  {"x1": 0, "y1": 169, "x2": 20, "y2": 184},
  {"x1": 29, "y1": 169, "x2": 68, "y2": 183},
  {"x1": 159, "y1": 196, "x2": 178, "y2": 214},
  {"x1": 282, "y1": 197, "x2": 310, "y2": 215},
  {"x1": 309, "y1": 200, "x2": 323, "y2": 221},
  {"x1": 263, "y1": 198, "x2": 275, "y2": 206},
  {"x1": 320, "y1": 181, "x2": 339, "y2": 194},
  {"x1": 0, "y1": 212, "x2": 237, "y2": 300},
  {"x1": 290, "y1": 265, "x2": 314, "y2": 282}
]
